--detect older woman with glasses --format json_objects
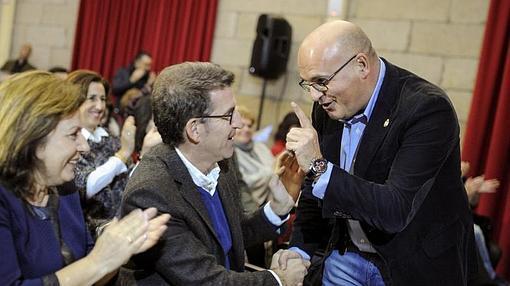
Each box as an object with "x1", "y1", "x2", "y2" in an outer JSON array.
[
  {"x1": 232, "y1": 105, "x2": 276, "y2": 267},
  {"x1": 0, "y1": 71, "x2": 170, "y2": 285}
]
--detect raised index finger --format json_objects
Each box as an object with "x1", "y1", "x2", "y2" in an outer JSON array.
[{"x1": 291, "y1": 101, "x2": 312, "y2": 129}]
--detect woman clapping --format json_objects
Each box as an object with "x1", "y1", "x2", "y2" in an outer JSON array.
[{"x1": 0, "y1": 71, "x2": 170, "y2": 285}]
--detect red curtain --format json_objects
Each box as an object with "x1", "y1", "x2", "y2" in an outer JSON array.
[
  {"x1": 461, "y1": 0, "x2": 510, "y2": 279},
  {"x1": 71, "y1": 0, "x2": 218, "y2": 80}
]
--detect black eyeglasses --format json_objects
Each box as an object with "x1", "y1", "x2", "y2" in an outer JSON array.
[
  {"x1": 196, "y1": 108, "x2": 235, "y2": 125},
  {"x1": 299, "y1": 54, "x2": 358, "y2": 93}
]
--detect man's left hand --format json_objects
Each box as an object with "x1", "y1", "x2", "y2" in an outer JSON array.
[
  {"x1": 268, "y1": 175, "x2": 295, "y2": 216},
  {"x1": 275, "y1": 151, "x2": 305, "y2": 202}
]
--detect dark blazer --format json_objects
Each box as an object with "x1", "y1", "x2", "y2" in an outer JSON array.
[
  {"x1": 111, "y1": 65, "x2": 149, "y2": 99},
  {"x1": 120, "y1": 144, "x2": 280, "y2": 285},
  {"x1": 291, "y1": 59, "x2": 478, "y2": 285},
  {"x1": 0, "y1": 59, "x2": 35, "y2": 73}
]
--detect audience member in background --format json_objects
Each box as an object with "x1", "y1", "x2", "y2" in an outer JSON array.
[
  {"x1": 128, "y1": 95, "x2": 162, "y2": 162},
  {"x1": 0, "y1": 71, "x2": 169, "y2": 285},
  {"x1": 235, "y1": 105, "x2": 276, "y2": 209},
  {"x1": 49, "y1": 66, "x2": 69, "y2": 80},
  {"x1": 462, "y1": 161, "x2": 500, "y2": 206},
  {"x1": 112, "y1": 51, "x2": 155, "y2": 106},
  {"x1": 120, "y1": 88, "x2": 144, "y2": 119},
  {"x1": 234, "y1": 105, "x2": 276, "y2": 267},
  {"x1": 68, "y1": 70, "x2": 137, "y2": 237},
  {"x1": 271, "y1": 112, "x2": 300, "y2": 156},
  {"x1": 120, "y1": 62, "x2": 308, "y2": 285},
  {"x1": 0, "y1": 43, "x2": 36, "y2": 74},
  {"x1": 461, "y1": 161, "x2": 507, "y2": 285}
]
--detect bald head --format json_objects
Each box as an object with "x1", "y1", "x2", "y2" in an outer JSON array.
[
  {"x1": 297, "y1": 21, "x2": 380, "y2": 121},
  {"x1": 299, "y1": 21, "x2": 374, "y2": 65}
]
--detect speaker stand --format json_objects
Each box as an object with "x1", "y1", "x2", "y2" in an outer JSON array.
[{"x1": 256, "y1": 78, "x2": 268, "y2": 130}]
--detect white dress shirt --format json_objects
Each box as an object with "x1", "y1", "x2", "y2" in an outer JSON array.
[{"x1": 81, "y1": 127, "x2": 128, "y2": 198}]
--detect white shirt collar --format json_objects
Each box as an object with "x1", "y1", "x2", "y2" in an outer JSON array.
[
  {"x1": 81, "y1": 126, "x2": 109, "y2": 143},
  {"x1": 175, "y1": 147, "x2": 220, "y2": 196}
]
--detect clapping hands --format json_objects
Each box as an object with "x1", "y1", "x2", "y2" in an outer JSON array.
[{"x1": 87, "y1": 208, "x2": 170, "y2": 274}]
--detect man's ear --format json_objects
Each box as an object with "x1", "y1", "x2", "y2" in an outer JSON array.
[
  {"x1": 356, "y1": 53, "x2": 370, "y2": 79},
  {"x1": 185, "y1": 119, "x2": 200, "y2": 144}
]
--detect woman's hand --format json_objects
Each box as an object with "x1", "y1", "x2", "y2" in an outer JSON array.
[
  {"x1": 87, "y1": 209, "x2": 148, "y2": 274},
  {"x1": 86, "y1": 208, "x2": 169, "y2": 272},
  {"x1": 116, "y1": 116, "x2": 136, "y2": 163},
  {"x1": 136, "y1": 208, "x2": 171, "y2": 253}
]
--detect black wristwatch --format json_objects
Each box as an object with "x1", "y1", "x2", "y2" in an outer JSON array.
[{"x1": 306, "y1": 158, "x2": 328, "y2": 180}]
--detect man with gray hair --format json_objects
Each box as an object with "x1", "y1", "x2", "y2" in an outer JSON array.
[{"x1": 121, "y1": 62, "x2": 309, "y2": 285}]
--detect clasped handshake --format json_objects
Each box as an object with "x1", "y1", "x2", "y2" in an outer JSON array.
[{"x1": 269, "y1": 249, "x2": 311, "y2": 286}]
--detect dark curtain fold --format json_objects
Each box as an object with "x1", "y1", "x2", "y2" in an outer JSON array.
[
  {"x1": 461, "y1": 0, "x2": 510, "y2": 279},
  {"x1": 71, "y1": 0, "x2": 218, "y2": 80}
]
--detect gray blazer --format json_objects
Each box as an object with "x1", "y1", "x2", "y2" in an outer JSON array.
[{"x1": 120, "y1": 144, "x2": 280, "y2": 285}]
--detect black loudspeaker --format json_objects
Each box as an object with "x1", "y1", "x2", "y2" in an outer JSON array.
[{"x1": 249, "y1": 14, "x2": 292, "y2": 79}]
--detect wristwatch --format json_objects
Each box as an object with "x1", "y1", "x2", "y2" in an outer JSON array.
[{"x1": 306, "y1": 158, "x2": 328, "y2": 180}]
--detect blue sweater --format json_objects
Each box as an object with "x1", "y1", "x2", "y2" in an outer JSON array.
[
  {"x1": 198, "y1": 187, "x2": 233, "y2": 269},
  {"x1": 0, "y1": 185, "x2": 93, "y2": 285}
]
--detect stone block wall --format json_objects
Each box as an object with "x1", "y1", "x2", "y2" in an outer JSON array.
[
  {"x1": 6, "y1": 0, "x2": 489, "y2": 137},
  {"x1": 348, "y1": 0, "x2": 489, "y2": 135},
  {"x1": 8, "y1": 0, "x2": 79, "y2": 70},
  {"x1": 211, "y1": 0, "x2": 329, "y2": 129},
  {"x1": 211, "y1": 0, "x2": 489, "y2": 136}
]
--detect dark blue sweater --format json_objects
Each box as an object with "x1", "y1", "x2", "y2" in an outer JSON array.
[
  {"x1": 198, "y1": 187, "x2": 233, "y2": 269},
  {"x1": 0, "y1": 185, "x2": 93, "y2": 285}
]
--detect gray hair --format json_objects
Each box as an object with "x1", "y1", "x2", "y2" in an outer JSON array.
[{"x1": 152, "y1": 62, "x2": 234, "y2": 147}]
